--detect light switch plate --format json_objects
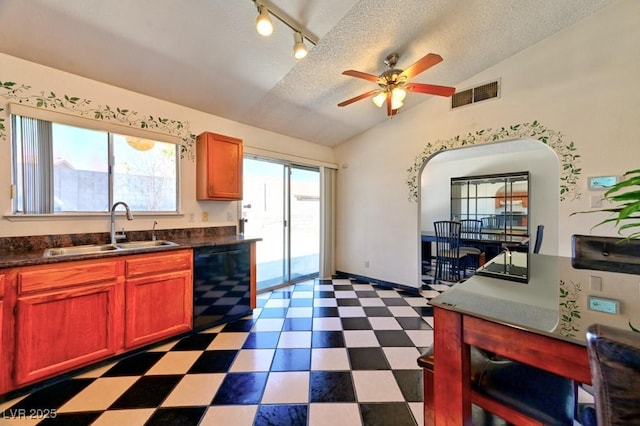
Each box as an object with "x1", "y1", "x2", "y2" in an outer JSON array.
[{"x1": 588, "y1": 296, "x2": 619, "y2": 314}]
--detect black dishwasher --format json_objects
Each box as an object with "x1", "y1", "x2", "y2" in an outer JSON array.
[{"x1": 193, "y1": 244, "x2": 252, "y2": 331}]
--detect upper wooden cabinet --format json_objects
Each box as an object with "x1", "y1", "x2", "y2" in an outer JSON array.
[{"x1": 196, "y1": 132, "x2": 243, "y2": 200}]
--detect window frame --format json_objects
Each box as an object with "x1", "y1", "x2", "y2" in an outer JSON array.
[{"x1": 8, "y1": 103, "x2": 181, "y2": 217}]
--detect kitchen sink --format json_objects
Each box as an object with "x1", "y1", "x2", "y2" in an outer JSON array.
[
  {"x1": 117, "y1": 240, "x2": 179, "y2": 249},
  {"x1": 43, "y1": 244, "x2": 119, "y2": 257},
  {"x1": 43, "y1": 240, "x2": 179, "y2": 257}
]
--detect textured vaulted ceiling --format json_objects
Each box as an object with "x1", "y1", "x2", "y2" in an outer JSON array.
[{"x1": 0, "y1": 0, "x2": 614, "y2": 147}]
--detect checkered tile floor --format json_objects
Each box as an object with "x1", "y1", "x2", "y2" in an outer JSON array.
[{"x1": 0, "y1": 278, "x2": 445, "y2": 425}]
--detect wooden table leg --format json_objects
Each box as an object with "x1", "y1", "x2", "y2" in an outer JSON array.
[{"x1": 433, "y1": 307, "x2": 472, "y2": 425}]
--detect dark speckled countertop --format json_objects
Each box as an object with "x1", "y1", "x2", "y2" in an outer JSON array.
[{"x1": 0, "y1": 226, "x2": 261, "y2": 268}]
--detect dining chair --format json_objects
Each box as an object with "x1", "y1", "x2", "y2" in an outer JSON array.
[
  {"x1": 459, "y1": 219, "x2": 483, "y2": 273},
  {"x1": 533, "y1": 224, "x2": 544, "y2": 254},
  {"x1": 580, "y1": 323, "x2": 640, "y2": 426},
  {"x1": 433, "y1": 220, "x2": 467, "y2": 283},
  {"x1": 482, "y1": 216, "x2": 501, "y2": 230}
]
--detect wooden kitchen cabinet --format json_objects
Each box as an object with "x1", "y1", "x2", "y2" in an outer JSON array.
[
  {"x1": 13, "y1": 259, "x2": 123, "y2": 387},
  {"x1": 196, "y1": 131, "x2": 243, "y2": 200},
  {"x1": 124, "y1": 250, "x2": 193, "y2": 349}
]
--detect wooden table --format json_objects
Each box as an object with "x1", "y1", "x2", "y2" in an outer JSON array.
[{"x1": 428, "y1": 253, "x2": 640, "y2": 425}]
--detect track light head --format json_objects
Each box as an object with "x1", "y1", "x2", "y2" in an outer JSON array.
[
  {"x1": 256, "y1": 5, "x2": 273, "y2": 36},
  {"x1": 293, "y1": 32, "x2": 307, "y2": 60}
]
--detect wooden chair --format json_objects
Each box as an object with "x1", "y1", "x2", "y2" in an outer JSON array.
[
  {"x1": 433, "y1": 221, "x2": 466, "y2": 283},
  {"x1": 459, "y1": 219, "x2": 483, "y2": 273}
]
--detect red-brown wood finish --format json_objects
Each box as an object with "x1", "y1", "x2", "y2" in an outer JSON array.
[
  {"x1": 124, "y1": 250, "x2": 193, "y2": 349},
  {"x1": 196, "y1": 132, "x2": 243, "y2": 200},
  {"x1": 431, "y1": 306, "x2": 592, "y2": 425}
]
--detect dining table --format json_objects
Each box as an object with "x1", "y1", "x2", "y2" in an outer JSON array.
[{"x1": 428, "y1": 250, "x2": 640, "y2": 424}]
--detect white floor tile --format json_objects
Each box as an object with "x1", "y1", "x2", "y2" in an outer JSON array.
[
  {"x1": 286, "y1": 307, "x2": 313, "y2": 318},
  {"x1": 146, "y1": 351, "x2": 201, "y2": 375},
  {"x1": 388, "y1": 306, "x2": 421, "y2": 317},
  {"x1": 312, "y1": 317, "x2": 343, "y2": 331},
  {"x1": 264, "y1": 298, "x2": 290, "y2": 308},
  {"x1": 404, "y1": 297, "x2": 429, "y2": 307},
  {"x1": 352, "y1": 371, "x2": 405, "y2": 402},
  {"x1": 291, "y1": 291, "x2": 314, "y2": 299},
  {"x1": 368, "y1": 317, "x2": 402, "y2": 330},
  {"x1": 229, "y1": 349, "x2": 276, "y2": 372},
  {"x1": 161, "y1": 373, "x2": 225, "y2": 407},
  {"x1": 383, "y1": 347, "x2": 422, "y2": 369},
  {"x1": 337, "y1": 306, "x2": 366, "y2": 317},
  {"x1": 406, "y1": 329, "x2": 434, "y2": 347},
  {"x1": 313, "y1": 298, "x2": 338, "y2": 307},
  {"x1": 207, "y1": 332, "x2": 248, "y2": 349},
  {"x1": 311, "y1": 348, "x2": 350, "y2": 370},
  {"x1": 252, "y1": 318, "x2": 285, "y2": 332},
  {"x1": 359, "y1": 298, "x2": 386, "y2": 307},
  {"x1": 261, "y1": 372, "x2": 310, "y2": 403},
  {"x1": 409, "y1": 402, "x2": 424, "y2": 425},
  {"x1": 308, "y1": 403, "x2": 362, "y2": 426},
  {"x1": 315, "y1": 284, "x2": 334, "y2": 291},
  {"x1": 334, "y1": 290, "x2": 357, "y2": 299},
  {"x1": 376, "y1": 290, "x2": 402, "y2": 298},
  {"x1": 277, "y1": 331, "x2": 312, "y2": 348},
  {"x1": 343, "y1": 330, "x2": 379, "y2": 347},
  {"x1": 352, "y1": 284, "x2": 375, "y2": 291},
  {"x1": 200, "y1": 405, "x2": 258, "y2": 426},
  {"x1": 91, "y1": 408, "x2": 154, "y2": 426}
]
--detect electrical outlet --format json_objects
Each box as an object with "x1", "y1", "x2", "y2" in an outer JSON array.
[{"x1": 201, "y1": 212, "x2": 209, "y2": 222}]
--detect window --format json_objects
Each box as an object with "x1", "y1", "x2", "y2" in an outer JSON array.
[{"x1": 11, "y1": 114, "x2": 179, "y2": 214}]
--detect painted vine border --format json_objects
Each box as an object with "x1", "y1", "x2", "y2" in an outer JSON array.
[
  {"x1": 406, "y1": 120, "x2": 582, "y2": 203},
  {"x1": 0, "y1": 80, "x2": 195, "y2": 160},
  {"x1": 558, "y1": 279, "x2": 582, "y2": 338}
]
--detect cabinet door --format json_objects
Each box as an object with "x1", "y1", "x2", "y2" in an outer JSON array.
[
  {"x1": 14, "y1": 281, "x2": 121, "y2": 386},
  {"x1": 196, "y1": 132, "x2": 243, "y2": 200},
  {"x1": 125, "y1": 269, "x2": 192, "y2": 349}
]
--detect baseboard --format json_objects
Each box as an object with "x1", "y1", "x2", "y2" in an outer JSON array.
[{"x1": 334, "y1": 270, "x2": 420, "y2": 295}]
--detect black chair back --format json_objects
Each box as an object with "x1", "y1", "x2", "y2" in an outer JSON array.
[
  {"x1": 533, "y1": 225, "x2": 544, "y2": 254},
  {"x1": 433, "y1": 221, "x2": 465, "y2": 282},
  {"x1": 482, "y1": 216, "x2": 501, "y2": 230},
  {"x1": 460, "y1": 219, "x2": 482, "y2": 238},
  {"x1": 586, "y1": 324, "x2": 640, "y2": 425}
]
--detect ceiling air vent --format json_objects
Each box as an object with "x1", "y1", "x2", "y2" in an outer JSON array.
[{"x1": 452, "y1": 80, "x2": 499, "y2": 109}]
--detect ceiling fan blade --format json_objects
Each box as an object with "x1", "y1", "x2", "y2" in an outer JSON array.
[
  {"x1": 406, "y1": 83, "x2": 456, "y2": 97},
  {"x1": 342, "y1": 70, "x2": 380, "y2": 83},
  {"x1": 337, "y1": 89, "x2": 379, "y2": 107},
  {"x1": 399, "y1": 53, "x2": 443, "y2": 80}
]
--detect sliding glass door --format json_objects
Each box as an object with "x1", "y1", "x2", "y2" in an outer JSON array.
[{"x1": 242, "y1": 158, "x2": 320, "y2": 292}]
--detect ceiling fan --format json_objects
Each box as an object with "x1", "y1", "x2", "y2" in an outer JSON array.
[{"x1": 337, "y1": 52, "x2": 456, "y2": 116}]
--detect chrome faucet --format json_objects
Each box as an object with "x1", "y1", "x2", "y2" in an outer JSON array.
[
  {"x1": 152, "y1": 221, "x2": 158, "y2": 241},
  {"x1": 110, "y1": 201, "x2": 134, "y2": 245}
]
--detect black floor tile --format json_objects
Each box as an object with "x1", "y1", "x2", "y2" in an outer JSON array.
[
  {"x1": 242, "y1": 331, "x2": 281, "y2": 349},
  {"x1": 413, "y1": 306, "x2": 434, "y2": 316},
  {"x1": 311, "y1": 331, "x2": 345, "y2": 348},
  {"x1": 374, "y1": 330, "x2": 415, "y2": 347},
  {"x1": 109, "y1": 375, "x2": 182, "y2": 409},
  {"x1": 221, "y1": 318, "x2": 256, "y2": 332},
  {"x1": 145, "y1": 407, "x2": 207, "y2": 425},
  {"x1": 359, "y1": 402, "x2": 416, "y2": 426},
  {"x1": 341, "y1": 317, "x2": 371, "y2": 330},
  {"x1": 355, "y1": 291, "x2": 379, "y2": 298},
  {"x1": 271, "y1": 348, "x2": 311, "y2": 371},
  {"x1": 171, "y1": 333, "x2": 216, "y2": 351},
  {"x1": 313, "y1": 307, "x2": 339, "y2": 317},
  {"x1": 348, "y1": 347, "x2": 390, "y2": 370},
  {"x1": 254, "y1": 404, "x2": 307, "y2": 426},
  {"x1": 382, "y1": 298, "x2": 409, "y2": 306},
  {"x1": 3, "y1": 378, "x2": 93, "y2": 411},
  {"x1": 309, "y1": 371, "x2": 356, "y2": 402},
  {"x1": 212, "y1": 372, "x2": 269, "y2": 405},
  {"x1": 333, "y1": 285, "x2": 354, "y2": 291},
  {"x1": 393, "y1": 369, "x2": 423, "y2": 402},
  {"x1": 102, "y1": 352, "x2": 165, "y2": 377},
  {"x1": 283, "y1": 317, "x2": 312, "y2": 331},
  {"x1": 336, "y1": 298, "x2": 361, "y2": 306},
  {"x1": 397, "y1": 317, "x2": 433, "y2": 330},
  {"x1": 38, "y1": 412, "x2": 102, "y2": 425},
  {"x1": 363, "y1": 306, "x2": 393, "y2": 317},
  {"x1": 188, "y1": 350, "x2": 238, "y2": 373},
  {"x1": 314, "y1": 291, "x2": 335, "y2": 298}
]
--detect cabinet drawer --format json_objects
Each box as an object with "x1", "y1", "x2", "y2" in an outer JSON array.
[
  {"x1": 125, "y1": 250, "x2": 192, "y2": 278},
  {"x1": 18, "y1": 260, "x2": 119, "y2": 295}
]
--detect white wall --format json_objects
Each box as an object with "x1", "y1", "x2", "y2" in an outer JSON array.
[
  {"x1": 0, "y1": 54, "x2": 335, "y2": 237},
  {"x1": 334, "y1": 0, "x2": 640, "y2": 289}
]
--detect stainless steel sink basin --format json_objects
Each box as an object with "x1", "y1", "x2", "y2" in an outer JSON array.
[
  {"x1": 43, "y1": 240, "x2": 179, "y2": 257},
  {"x1": 117, "y1": 240, "x2": 178, "y2": 249},
  {"x1": 43, "y1": 244, "x2": 119, "y2": 257}
]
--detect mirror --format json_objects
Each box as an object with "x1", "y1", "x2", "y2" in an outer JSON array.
[{"x1": 450, "y1": 172, "x2": 529, "y2": 236}]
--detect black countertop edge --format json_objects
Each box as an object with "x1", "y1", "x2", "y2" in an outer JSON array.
[{"x1": 0, "y1": 235, "x2": 262, "y2": 269}]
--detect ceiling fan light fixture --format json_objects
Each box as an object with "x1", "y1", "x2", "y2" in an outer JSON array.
[
  {"x1": 256, "y1": 5, "x2": 273, "y2": 36},
  {"x1": 391, "y1": 86, "x2": 406, "y2": 102},
  {"x1": 372, "y1": 91, "x2": 387, "y2": 107},
  {"x1": 391, "y1": 98, "x2": 404, "y2": 110},
  {"x1": 293, "y1": 32, "x2": 307, "y2": 59}
]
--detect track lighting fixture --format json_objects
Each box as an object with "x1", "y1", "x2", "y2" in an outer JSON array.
[{"x1": 252, "y1": 0, "x2": 317, "y2": 60}]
